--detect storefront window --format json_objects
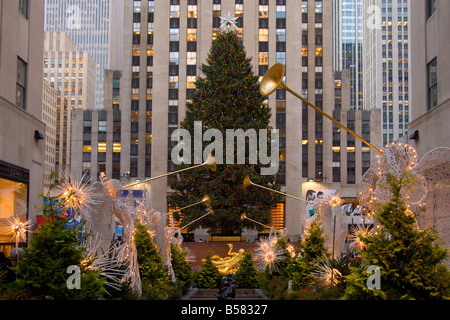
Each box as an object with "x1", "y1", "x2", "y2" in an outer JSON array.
[{"x1": 0, "y1": 169, "x2": 29, "y2": 256}]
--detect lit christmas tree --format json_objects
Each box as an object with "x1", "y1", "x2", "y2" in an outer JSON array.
[{"x1": 168, "y1": 31, "x2": 281, "y2": 235}]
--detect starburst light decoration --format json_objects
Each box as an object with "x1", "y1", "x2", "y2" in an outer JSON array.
[
  {"x1": 349, "y1": 224, "x2": 373, "y2": 251},
  {"x1": 311, "y1": 254, "x2": 342, "y2": 286},
  {"x1": 6, "y1": 217, "x2": 33, "y2": 242},
  {"x1": 220, "y1": 12, "x2": 239, "y2": 32},
  {"x1": 327, "y1": 193, "x2": 343, "y2": 208},
  {"x1": 254, "y1": 236, "x2": 286, "y2": 272},
  {"x1": 57, "y1": 171, "x2": 99, "y2": 220}
]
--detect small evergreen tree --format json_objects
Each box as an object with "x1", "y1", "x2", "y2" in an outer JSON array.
[
  {"x1": 344, "y1": 172, "x2": 450, "y2": 300},
  {"x1": 134, "y1": 221, "x2": 176, "y2": 300},
  {"x1": 258, "y1": 237, "x2": 296, "y2": 299},
  {"x1": 12, "y1": 177, "x2": 106, "y2": 300},
  {"x1": 196, "y1": 251, "x2": 221, "y2": 288},
  {"x1": 14, "y1": 217, "x2": 105, "y2": 300},
  {"x1": 170, "y1": 243, "x2": 194, "y2": 294},
  {"x1": 234, "y1": 249, "x2": 259, "y2": 288},
  {"x1": 290, "y1": 215, "x2": 329, "y2": 290}
]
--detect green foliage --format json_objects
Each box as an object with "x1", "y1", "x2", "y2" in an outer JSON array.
[
  {"x1": 196, "y1": 251, "x2": 221, "y2": 288},
  {"x1": 234, "y1": 249, "x2": 259, "y2": 288},
  {"x1": 168, "y1": 31, "x2": 281, "y2": 235},
  {"x1": 170, "y1": 243, "x2": 194, "y2": 294},
  {"x1": 13, "y1": 216, "x2": 105, "y2": 300},
  {"x1": 288, "y1": 285, "x2": 342, "y2": 300},
  {"x1": 290, "y1": 216, "x2": 330, "y2": 290},
  {"x1": 258, "y1": 273, "x2": 290, "y2": 300},
  {"x1": 344, "y1": 172, "x2": 450, "y2": 300},
  {"x1": 258, "y1": 237, "x2": 296, "y2": 298},
  {"x1": 134, "y1": 221, "x2": 178, "y2": 300}
]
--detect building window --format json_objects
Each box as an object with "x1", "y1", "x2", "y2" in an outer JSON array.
[
  {"x1": 16, "y1": 57, "x2": 27, "y2": 109},
  {"x1": 0, "y1": 162, "x2": 29, "y2": 255},
  {"x1": 428, "y1": 57, "x2": 438, "y2": 110},
  {"x1": 18, "y1": 0, "x2": 28, "y2": 18},
  {"x1": 427, "y1": 0, "x2": 437, "y2": 19}
]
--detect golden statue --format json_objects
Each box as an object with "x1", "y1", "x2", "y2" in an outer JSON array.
[{"x1": 204, "y1": 244, "x2": 245, "y2": 274}]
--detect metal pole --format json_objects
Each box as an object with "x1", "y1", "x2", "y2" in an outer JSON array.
[
  {"x1": 251, "y1": 183, "x2": 313, "y2": 204},
  {"x1": 123, "y1": 163, "x2": 205, "y2": 189},
  {"x1": 280, "y1": 83, "x2": 384, "y2": 155}
]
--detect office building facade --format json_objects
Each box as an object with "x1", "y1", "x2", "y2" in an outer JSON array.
[
  {"x1": 44, "y1": 0, "x2": 119, "y2": 109},
  {"x1": 362, "y1": 0, "x2": 410, "y2": 146},
  {"x1": 43, "y1": 31, "x2": 96, "y2": 177},
  {"x1": 42, "y1": 79, "x2": 58, "y2": 191},
  {"x1": 0, "y1": 0, "x2": 46, "y2": 256}
]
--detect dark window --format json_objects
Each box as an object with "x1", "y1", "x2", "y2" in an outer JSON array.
[
  {"x1": 132, "y1": 77, "x2": 140, "y2": 88},
  {"x1": 169, "y1": 41, "x2": 179, "y2": 52},
  {"x1": 259, "y1": 42, "x2": 269, "y2": 52},
  {"x1": 187, "y1": 18, "x2": 197, "y2": 28},
  {"x1": 276, "y1": 19, "x2": 286, "y2": 29},
  {"x1": 187, "y1": 41, "x2": 197, "y2": 52},
  {"x1": 186, "y1": 65, "x2": 196, "y2": 76},
  {"x1": 170, "y1": 18, "x2": 180, "y2": 28},
  {"x1": 427, "y1": 0, "x2": 437, "y2": 19},
  {"x1": 428, "y1": 57, "x2": 438, "y2": 110},
  {"x1": 19, "y1": 0, "x2": 28, "y2": 18},
  {"x1": 276, "y1": 42, "x2": 286, "y2": 52},
  {"x1": 259, "y1": 18, "x2": 268, "y2": 28},
  {"x1": 169, "y1": 65, "x2": 179, "y2": 76},
  {"x1": 16, "y1": 57, "x2": 27, "y2": 109}
]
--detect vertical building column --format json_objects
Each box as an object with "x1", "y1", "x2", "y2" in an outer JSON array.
[
  {"x1": 285, "y1": 0, "x2": 303, "y2": 239},
  {"x1": 151, "y1": 0, "x2": 170, "y2": 213},
  {"x1": 121, "y1": 0, "x2": 132, "y2": 177},
  {"x1": 243, "y1": 0, "x2": 258, "y2": 73},
  {"x1": 198, "y1": 0, "x2": 212, "y2": 78},
  {"x1": 323, "y1": 0, "x2": 334, "y2": 185}
]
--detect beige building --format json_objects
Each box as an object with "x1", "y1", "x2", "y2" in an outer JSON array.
[
  {"x1": 0, "y1": 0, "x2": 46, "y2": 256},
  {"x1": 362, "y1": 0, "x2": 410, "y2": 146},
  {"x1": 42, "y1": 79, "x2": 57, "y2": 191},
  {"x1": 409, "y1": 0, "x2": 450, "y2": 260},
  {"x1": 409, "y1": 0, "x2": 450, "y2": 158},
  {"x1": 43, "y1": 31, "x2": 96, "y2": 177}
]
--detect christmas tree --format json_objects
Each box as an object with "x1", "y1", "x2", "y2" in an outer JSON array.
[
  {"x1": 290, "y1": 216, "x2": 330, "y2": 290},
  {"x1": 170, "y1": 243, "x2": 194, "y2": 294},
  {"x1": 168, "y1": 31, "x2": 281, "y2": 235},
  {"x1": 12, "y1": 178, "x2": 106, "y2": 300},
  {"x1": 234, "y1": 249, "x2": 259, "y2": 288},
  {"x1": 196, "y1": 251, "x2": 221, "y2": 289},
  {"x1": 134, "y1": 221, "x2": 177, "y2": 299},
  {"x1": 344, "y1": 172, "x2": 450, "y2": 300}
]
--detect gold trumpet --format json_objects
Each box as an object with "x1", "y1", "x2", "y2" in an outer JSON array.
[
  {"x1": 166, "y1": 195, "x2": 211, "y2": 216},
  {"x1": 260, "y1": 63, "x2": 383, "y2": 155},
  {"x1": 123, "y1": 154, "x2": 216, "y2": 189},
  {"x1": 179, "y1": 208, "x2": 214, "y2": 230},
  {"x1": 243, "y1": 175, "x2": 313, "y2": 204},
  {"x1": 240, "y1": 213, "x2": 273, "y2": 230}
]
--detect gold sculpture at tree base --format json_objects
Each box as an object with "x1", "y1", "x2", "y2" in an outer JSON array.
[{"x1": 202, "y1": 244, "x2": 245, "y2": 274}]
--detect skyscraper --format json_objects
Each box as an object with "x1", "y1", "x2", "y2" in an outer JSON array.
[
  {"x1": 43, "y1": 31, "x2": 96, "y2": 176},
  {"x1": 44, "y1": 0, "x2": 117, "y2": 109},
  {"x1": 363, "y1": 0, "x2": 410, "y2": 146},
  {"x1": 341, "y1": 0, "x2": 364, "y2": 110}
]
